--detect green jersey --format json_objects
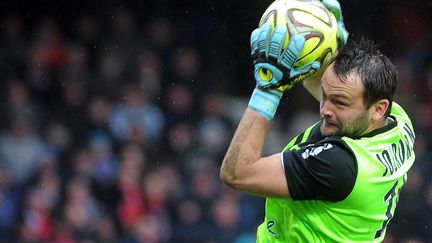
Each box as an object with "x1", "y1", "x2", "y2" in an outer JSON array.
[{"x1": 257, "y1": 103, "x2": 415, "y2": 242}]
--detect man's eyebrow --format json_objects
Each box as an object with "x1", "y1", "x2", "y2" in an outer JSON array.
[
  {"x1": 328, "y1": 93, "x2": 351, "y2": 100},
  {"x1": 329, "y1": 93, "x2": 348, "y2": 98}
]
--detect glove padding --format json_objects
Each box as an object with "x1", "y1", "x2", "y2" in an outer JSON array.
[{"x1": 250, "y1": 23, "x2": 321, "y2": 92}]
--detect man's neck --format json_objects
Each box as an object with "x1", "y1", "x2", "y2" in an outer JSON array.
[{"x1": 363, "y1": 117, "x2": 393, "y2": 136}]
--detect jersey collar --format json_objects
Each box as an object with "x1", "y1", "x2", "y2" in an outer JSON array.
[{"x1": 359, "y1": 115, "x2": 398, "y2": 138}]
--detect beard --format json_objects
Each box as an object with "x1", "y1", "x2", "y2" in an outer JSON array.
[{"x1": 320, "y1": 110, "x2": 371, "y2": 138}]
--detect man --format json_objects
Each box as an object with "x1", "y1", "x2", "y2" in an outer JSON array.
[{"x1": 219, "y1": 1, "x2": 416, "y2": 242}]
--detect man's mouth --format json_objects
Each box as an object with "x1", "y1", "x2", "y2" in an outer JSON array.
[{"x1": 323, "y1": 120, "x2": 338, "y2": 127}]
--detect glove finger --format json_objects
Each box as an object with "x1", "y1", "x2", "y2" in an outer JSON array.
[
  {"x1": 250, "y1": 28, "x2": 260, "y2": 59},
  {"x1": 268, "y1": 26, "x2": 288, "y2": 60},
  {"x1": 280, "y1": 34, "x2": 306, "y2": 69},
  {"x1": 337, "y1": 23, "x2": 349, "y2": 47},
  {"x1": 257, "y1": 23, "x2": 273, "y2": 56},
  {"x1": 321, "y1": 0, "x2": 341, "y2": 21}
]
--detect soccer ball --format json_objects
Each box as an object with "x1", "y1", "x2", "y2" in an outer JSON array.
[{"x1": 259, "y1": 0, "x2": 338, "y2": 68}]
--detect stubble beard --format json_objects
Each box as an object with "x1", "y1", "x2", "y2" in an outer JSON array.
[{"x1": 320, "y1": 111, "x2": 371, "y2": 138}]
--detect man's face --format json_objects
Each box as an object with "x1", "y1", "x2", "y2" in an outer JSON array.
[{"x1": 320, "y1": 64, "x2": 373, "y2": 138}]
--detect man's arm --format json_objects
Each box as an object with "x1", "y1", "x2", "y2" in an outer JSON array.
[
  {"x1": 220, "y1": 108, "x2": 290, "y2": 198},
  {"x1": 219, "y1": 21, "x2": 318, "y2": 198},
  {"x1": 220, "y1": 0, "x2": 349, "y2": 199}
]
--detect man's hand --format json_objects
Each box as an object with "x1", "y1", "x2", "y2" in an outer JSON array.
[
  {"x1": 250, "y1": 23, "x2": 321, "y2": 92},
  {"x1": 248, "y1": 23, "x2": 320, "y2": 121}
]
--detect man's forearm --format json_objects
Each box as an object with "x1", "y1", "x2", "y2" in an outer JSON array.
[
  {"x1": 220, "y1": 108, "x2": 269, "y2": 189},
  {"x1": 302, "y1": 58, "x2": 330, "y2": 102}
]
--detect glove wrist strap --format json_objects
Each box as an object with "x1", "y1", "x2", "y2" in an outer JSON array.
[{"x1": 248, "y1": 88, "x2": 283, "y2": 121}]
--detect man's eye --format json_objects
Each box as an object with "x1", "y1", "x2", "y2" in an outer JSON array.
[{"x1": 336, "y1": 101, "x2": 347, "y2": 107}]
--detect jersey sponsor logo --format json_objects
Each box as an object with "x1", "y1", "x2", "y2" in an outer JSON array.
[
  {"x1": 376, "y1": 123, "x2": 415, "y2": 176},
  {"x1": 301, "y1": 143, "x2": 333, "y2": 159},
  {"x1": 267, "y1": 220, "x2": 279, "y2": 237}
]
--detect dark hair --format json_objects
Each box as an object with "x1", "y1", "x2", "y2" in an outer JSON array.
[{"x1": 332, "y1": 39, "x2": 398, "y2": 117}]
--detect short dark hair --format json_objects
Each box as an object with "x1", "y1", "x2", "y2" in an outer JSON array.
[{"x1": 332, "y1": 39, "x2": 398, "y2": 117}]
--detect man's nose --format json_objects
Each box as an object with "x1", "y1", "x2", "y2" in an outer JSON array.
[{"x1": 320, "y1": 100, "x2": 333, "y2": 118}]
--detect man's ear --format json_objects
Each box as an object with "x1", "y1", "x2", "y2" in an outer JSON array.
[{"x1": 371, "y1": 99, "x2": 390, "y2": 121}]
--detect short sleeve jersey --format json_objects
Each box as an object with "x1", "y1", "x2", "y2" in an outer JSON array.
[
  {"x1": 256, "y1": 102, "x2": 416, "y2": 242},
  {"x1": 282, "y1": 131, "x2": 358, "y2": 201}
]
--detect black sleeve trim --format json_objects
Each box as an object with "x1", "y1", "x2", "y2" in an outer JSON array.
[{"x1": 283, "y1": 138, "x2": 357, "y2": 202}]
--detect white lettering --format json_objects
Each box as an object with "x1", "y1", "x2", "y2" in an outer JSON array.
[{"x1": 302, "y1": 143, "x2": 333, "y2": 159}]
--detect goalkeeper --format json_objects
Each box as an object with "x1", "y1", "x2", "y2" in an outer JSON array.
[{"x1": 220, "y1": 0, "x2": 416, "y2": 242}]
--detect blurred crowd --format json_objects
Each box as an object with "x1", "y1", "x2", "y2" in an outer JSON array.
[{"x1": 0, "y1": 0, "x2": 432, "y2": 242}]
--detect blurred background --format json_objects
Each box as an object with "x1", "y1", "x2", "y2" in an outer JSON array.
[{"x1": 0, "y1": 0, "x2": 431, "y2": 242}]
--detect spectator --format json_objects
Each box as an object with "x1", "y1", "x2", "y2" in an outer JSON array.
[
  {"x1": 0, "y1": 165, "x2": 20, "y2": 241},
  {"x1": 62, "y1": 176, "x2": 101, "y2": 240},
  {"x1": 109, "y1": 83, "x2": 165, "y2": 145},
  {"x1": 0, "y1": 117, "x2": 46, "y2": 186}
]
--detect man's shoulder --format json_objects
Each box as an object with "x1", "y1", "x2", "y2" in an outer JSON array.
[{"x1": 391, "y1": 102, "x2": 412, "y2": 124}]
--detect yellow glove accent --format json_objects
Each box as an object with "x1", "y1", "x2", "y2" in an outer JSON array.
[{"x1": 258, "y1": 68, "x2": 273, "y2": 82}]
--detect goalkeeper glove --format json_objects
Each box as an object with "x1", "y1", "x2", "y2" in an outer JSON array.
[
  {"x1": 250, "y1": 23, "x2": 321, "y2": 92},
  {"x1": 248, "y1": 23, "x2": 320, "y2": 121}
]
